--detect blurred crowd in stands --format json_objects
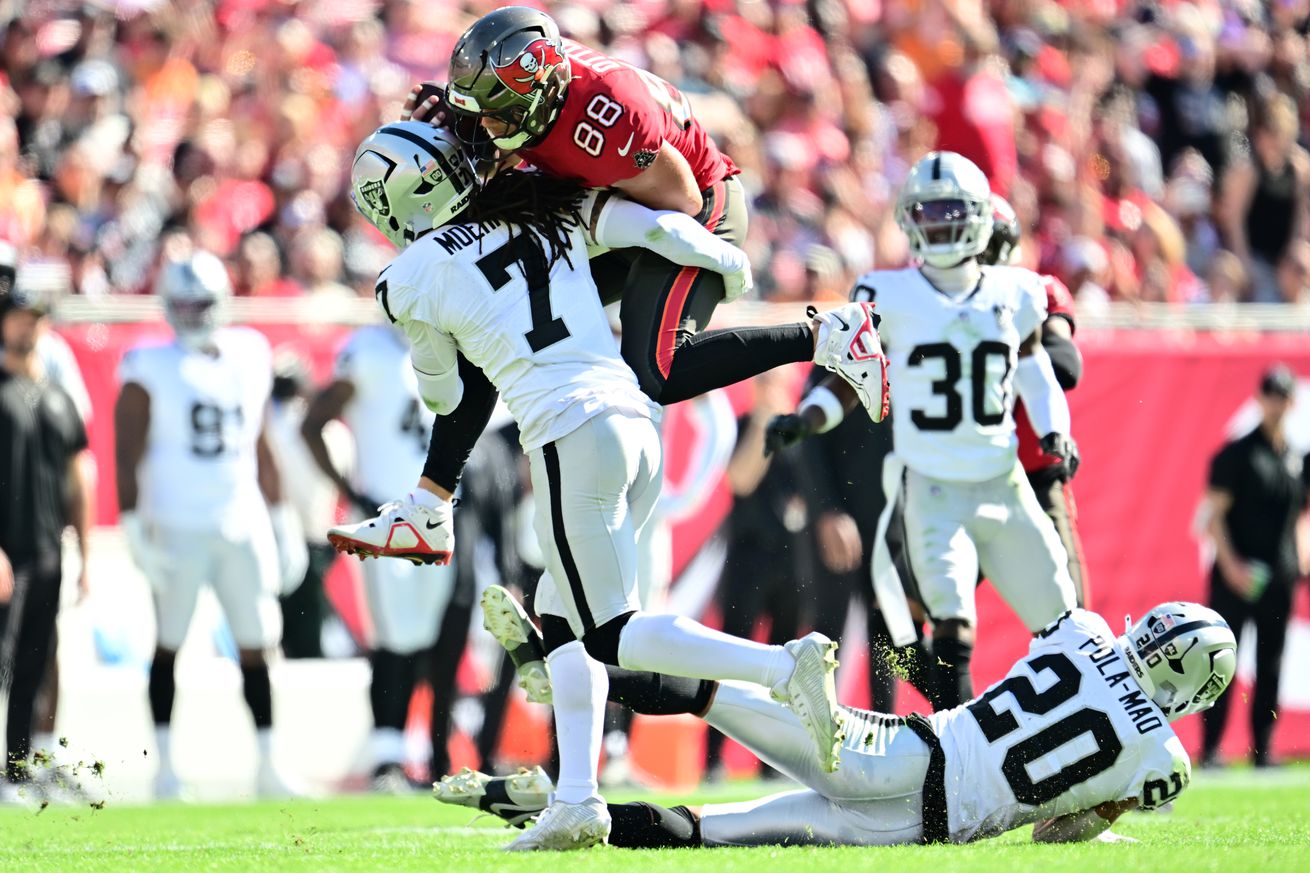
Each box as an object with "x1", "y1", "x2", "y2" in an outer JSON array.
[{"x1": 5, "y1": 0, "x2": 1310, "y2": 312}]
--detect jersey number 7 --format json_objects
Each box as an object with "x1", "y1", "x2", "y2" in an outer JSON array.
[{"x1": 476, "y1": 235, "x2": 571, "y2": 353}]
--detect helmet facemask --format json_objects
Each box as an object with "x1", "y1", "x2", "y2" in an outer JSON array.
[{"x1": 897, "y1": 192, "x2": 993, "y2": 269}]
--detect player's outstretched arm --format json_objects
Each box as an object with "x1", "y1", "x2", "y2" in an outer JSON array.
[
  {"x1": 611, "y1": 141, "x2": 702, "y2": 216},
  {"x1": 1032, "y1": 799, "x2": 1138, "y2": 843},
  {"x1": 586, "y1": 191, "x2": 754, "y2": 302},
  {"x1": 763, "y1": 374, "x2": 858, "y2": 456}
]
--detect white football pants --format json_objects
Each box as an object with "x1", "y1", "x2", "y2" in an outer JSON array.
[
  {"x1": 902, "y1": 462, "x2": 1076, "y2": 630},
  {"x1": 698, "y1": 683, "x2": 931, "y2": 846},
  {"x1": 529, "y1": 409, "x2": 662, "y2": 637},
  {"x1": 150, "y1": 524, "x2": 280, "y2": 650}
]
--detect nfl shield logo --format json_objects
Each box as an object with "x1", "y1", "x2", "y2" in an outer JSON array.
[{"x1": 359, "y1": 179, "x2": 390, "y2": 217}]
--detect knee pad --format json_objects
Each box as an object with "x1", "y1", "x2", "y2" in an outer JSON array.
[
  {"x1": 582, "y1": 612, "x2": 636, "y2": 665},
  {"x1": 541, "y1": 615, "x2": 578, "y2": 655}
]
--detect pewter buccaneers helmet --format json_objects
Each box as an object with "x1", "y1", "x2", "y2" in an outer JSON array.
[
  {"x1": 896, "y1": 151, "x2": 994, "y2": 269},
  {"x1": 446, "y1": 6, "x2": 571, "y2": 150},
  {"x1": 156, "y1": 250, "x2": 230, "y2": 349},
  {"x1": 350, "y1": 122, "x2": 478, "y2": 249},
  {"x1": 1118, "y1": 602, "x2": 1237, "y2": 721}
]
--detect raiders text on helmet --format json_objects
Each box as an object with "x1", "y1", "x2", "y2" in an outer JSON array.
[
  {"x1": 896, "y1": 151, "x2": 995, "y2": 269},
  {"x1": 446, "y1": 6, "x2": 571, "y2": 150},
  {"x1": 350, "y1": 123, "x2": 478, "y2": 250}
]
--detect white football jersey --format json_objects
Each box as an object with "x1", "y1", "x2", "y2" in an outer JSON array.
[
  {"x1": 118, "y1": 327, "x2": 272, "y2": 535},
  {"x1": 379, "y1": 203, "x2": 657, "y2": 451},
  {"x1": 334, "y1": 325, "x2": 435, "y2": 497},
  {"x1": 851, "y1": 266, "x2": 1047, "y2": 482},
  {"x1": 930, "y1": 608, "x2": 1190, "y2": 843}
]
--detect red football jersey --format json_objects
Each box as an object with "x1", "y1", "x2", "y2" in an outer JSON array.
[
  {"x1": 517, "y1": 40, "x2": 738, "y2": 192},
  {"x1": 1016, "y1": 275, "x2": 1077, "y2": 473}
]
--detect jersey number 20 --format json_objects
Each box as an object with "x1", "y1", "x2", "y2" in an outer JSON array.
[
  {"x1": 967, "y1": 652, "x2": 1123, "y2": 805},
  {"x1": 476, "y1": 235, "x2": 571, "y2": 353}
]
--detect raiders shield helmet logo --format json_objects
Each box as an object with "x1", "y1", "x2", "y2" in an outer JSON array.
[{"x1": 359, "y1": 179, "x2": 390, "y2": 217}]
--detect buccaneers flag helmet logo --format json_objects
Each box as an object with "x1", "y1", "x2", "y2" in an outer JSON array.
[{"x1": 493, "y1": 38, "x2": 565, "y2": 96}]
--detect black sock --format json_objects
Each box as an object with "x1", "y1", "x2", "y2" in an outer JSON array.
[
  {"x1": 931, "y1": 637, "x2": 974, "y2": 710},
  {"x1": 370, "y1": 649, "x2": 419, "y2": 731},
  {"x1": 906, "y1": 633, "x2": 937, "y2": 706},
  {"x1": 240, "y1": 663, "x2": 274, "y2": 729},
  {"x1": 658, "y1": 325, "x2": 812, "y2": 404},
  {"x1": 605, "y1": 667, "x2": 717, "y2": 716},
  {"x1": 607, "y1": 802, "x2": 702, "y2": 849},
  {"x1": 148, "y1": 652, "x2": 177, "y2": 725}
]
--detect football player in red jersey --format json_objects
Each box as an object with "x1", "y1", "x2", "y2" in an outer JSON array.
[
  {"x1": 408, "y1": 6, "x2": 876, "y2": 409},
  {"x1": 984, "y1": 195, "x2": 1089, "y2": 606}
]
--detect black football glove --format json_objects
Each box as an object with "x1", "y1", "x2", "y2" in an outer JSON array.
[
  {"x1": 764, "y1": 414, "x2": 813, "y2": 457},
  {"x1": 1038, "y1": 432, "x2": 1080, "y2": 482}
]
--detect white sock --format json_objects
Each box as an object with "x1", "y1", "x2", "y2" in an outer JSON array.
[
  {"x1": 410, "y1": 488, "x2": 441, "y2": 509},
  {"x1": 32, "y1": 732, "x2": 56, "y2": 758},
  {"x1": 547, "y1": 641, "x2": 606, "y2": 805},
  {"x1": 617, "y1": 612, "x2": 793, "y2": 688},
  {"x1": 257, "y1": 727, "x2": 276, "y2": 765},
  {"x1": 154, "y1": 726, "x2": 174, "y2": 772},
  {"x1": 371, "y1": 728, "x2": 406, "y2": 768}
]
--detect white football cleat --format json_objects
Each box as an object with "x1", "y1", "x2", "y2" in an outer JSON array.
[
  {"x1": 504, "y1": 797, "x2": 611, "y2": 852},
  {"x1": 773, "y1": 632, "x2": 845, "y2": 774},
  {"x1": 434, "y1": 766, "x2": 553, "y2": 828},
  {"x1": 810, "y1": 302, "x2": 890, "y2": 422},
  {"x1": 327, "y1": 496, "x2": 453, "y2": 566},
  {"x1": 481, "y1": 585, "x2": 552, "y2": 704}
]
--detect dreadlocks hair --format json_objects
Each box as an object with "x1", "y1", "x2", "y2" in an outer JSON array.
[{"x1": 464, "y1": 169, "x2": 587, "y2": 270}]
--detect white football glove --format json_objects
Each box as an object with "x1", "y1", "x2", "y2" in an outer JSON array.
[
  {"x1": 120, "y1": 510, "x2": 169, "y2": 585},
  {"x1": 721, "y1": 257, "x2": 754, "y2": 304},
  {"x1": 269, "y1": 504, "x2": 310, "y2": 595}
]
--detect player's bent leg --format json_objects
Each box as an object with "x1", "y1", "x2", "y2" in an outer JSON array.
[
  {"x1": 699, "y1": 788, "x2": 919, "y2": 847},
  {"x1": 902, "y1": 471, "x2": 980, "y2": 708},
  {"x1": 977, "y1": 470, "x2": 1077, "y2": 633},
  {"x1": 929, "y1": 620, "x2": 975, "y2": 709}
]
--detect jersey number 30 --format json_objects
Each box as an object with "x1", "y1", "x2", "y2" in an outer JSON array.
[
  {"x1": 967, "y1": 652, "x2": 1123, "y2": 805},
  {"x1": 476, "y1": 235, "x2": 571, "y2": 353},
  {"x1": 907, "y1": 341, "x2": 1013, "y2": 431}
]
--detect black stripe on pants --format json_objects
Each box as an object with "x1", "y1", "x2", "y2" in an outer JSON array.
[{"x1": 543, "y1": 441, "x2": 593, "y2": 633}]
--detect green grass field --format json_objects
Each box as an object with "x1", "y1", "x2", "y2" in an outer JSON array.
[{"x1": 1, "y1": 769, "x2": 1307, "y2": 873}]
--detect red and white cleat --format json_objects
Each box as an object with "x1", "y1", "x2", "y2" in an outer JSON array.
[
  {"x1": 810, "y1": 302, "x2": 890, "y2": 422},
  {"x1": 327, "y1": 496, "x2": 453, "y2": 566}
]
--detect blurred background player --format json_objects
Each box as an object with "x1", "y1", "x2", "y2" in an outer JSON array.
[
  {"x1": 766, "y1": 152, "x2": 1078, "y2": 709},
  {"x1": 266, "y1": 350, "x2": 347, "y2": 659},
  {"x1": 0, "y1": 280, "x2": 91, "y2": 805},
  {"x1": 301, "y1": 321, "x2": 453, "y2": 792},
  {"x1": 1200, "y1": 365, "x2": 1308, "y2": 768},
  {"x1": 114, "y1": 248, "x2": 307, "y2": 800}
]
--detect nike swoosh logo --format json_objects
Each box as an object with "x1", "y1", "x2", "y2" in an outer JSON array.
[
  {"x1": 425, "y1": 520, "x2": 443, "y2": 530},
  {"x1": 616, "y1": 133, "x2": 635, "y2": 157}
]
